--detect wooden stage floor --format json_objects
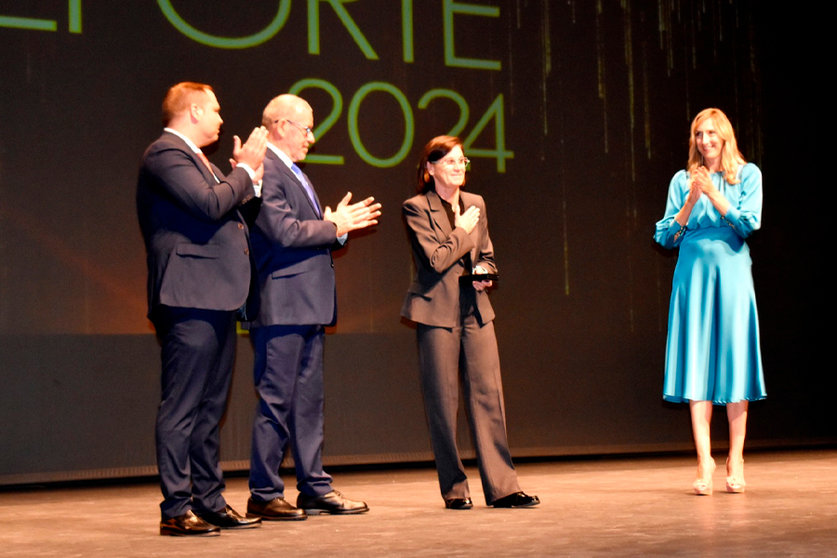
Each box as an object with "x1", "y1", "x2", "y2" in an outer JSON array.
[{"x1": 1, "y1": 449, "x2": 835, "y2": 557}]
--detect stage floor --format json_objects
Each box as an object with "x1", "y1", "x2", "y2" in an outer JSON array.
[{"x1": 2, "y1": 449, "x2": 835, "y2": 557}]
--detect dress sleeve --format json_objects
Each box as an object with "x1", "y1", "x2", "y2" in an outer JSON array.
[
  {"x1": 721, "y1": 163, "x2": 763, "y2": 239},
  {"x1": 654, "y1": 170, "x2": 689, "y2": 249}
]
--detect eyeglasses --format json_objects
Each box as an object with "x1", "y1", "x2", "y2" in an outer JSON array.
[
  {"x1": 276, "y1": 119, "x2": 314, "y2": 137},
  {"x1": 432, "y1": 157, "x2": 470, "y2": 169}
]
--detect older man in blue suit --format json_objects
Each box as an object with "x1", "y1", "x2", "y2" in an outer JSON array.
[
  {"x1": 137, "y1": 82, "x2": 267, "y2": 536},
  {"x1": 246, "y1": 94, "x2": 381, "y2": 520}
]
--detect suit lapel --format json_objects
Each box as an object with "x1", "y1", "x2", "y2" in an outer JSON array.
[
  {"x1": 427, "y1": 190, "x2": 476, "y2": 265},
  {"x1": 198, "y1": 156, "x2": 220, "y2": 184},
  {"x1": 273, "y1": 152, "x2": 321, "y2": 217},
  {"x1": 162, "y1": 131, "x2": 220, "y2": 185},
  {"x1": 298, "y1": 168, "x2": 323, "y2": 217},
  {"x1": 458, "y1": 191, "x2": 479, "y2": 266},
  {"x1": 426, "y1": 190, "x2": 452, "y2": 242}
]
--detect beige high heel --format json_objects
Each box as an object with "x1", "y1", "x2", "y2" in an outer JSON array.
[
  {"x1": 725, "y1": 457, "x2": 746, "y2": 493},
  {"x1": 693, "y1": 459, "x2": 716, "y2": 496}
]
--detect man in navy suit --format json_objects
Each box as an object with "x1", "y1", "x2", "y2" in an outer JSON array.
[
  {"x1": 137, "y1": 82, "x2": 267, "y2": 536},
  {"x1": 246, "y1": 94, "x2": 381, "y2": 520}
]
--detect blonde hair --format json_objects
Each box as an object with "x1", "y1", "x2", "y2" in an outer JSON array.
[{"x1": 687, "y1": 108, "x2": 747, "y2": 184}]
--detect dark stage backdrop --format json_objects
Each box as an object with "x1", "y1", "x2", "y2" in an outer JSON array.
[{"x1": 0, "y1": 1, "x2": 829, "y2": 485}]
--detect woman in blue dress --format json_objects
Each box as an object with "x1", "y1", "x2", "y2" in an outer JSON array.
[{"x1": 654, "y1": 108, "x2": 766, "y2": 495}]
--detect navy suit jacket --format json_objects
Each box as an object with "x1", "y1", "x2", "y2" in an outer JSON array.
[
  {"x1": 136, "y1": 131, "x2": 256, "y2": 318},
  {"x1": 248, "y1": 148, "x2": 339, "y2": 328},
  {"x1": 401, "y1": 190, "x2": 497, "y2": 328}
]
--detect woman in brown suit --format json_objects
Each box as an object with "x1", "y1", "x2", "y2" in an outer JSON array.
[{"x1": 401, "y1": 135, "x2": 539, "y2": 510}]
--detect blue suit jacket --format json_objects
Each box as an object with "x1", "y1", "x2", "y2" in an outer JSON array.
[
  {"x1": 248, "y1": 149, "x2": 339, "y2": 327},
  {"x1": 136, "y1": 131, "x2": 256, "y2": 318}
]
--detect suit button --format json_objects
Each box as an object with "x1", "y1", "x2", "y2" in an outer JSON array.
[
  {"x1": 237, "y1": 223, "x2": 244, "y2": 229},
  {"x1": 244, "y1": 248, "x2": 250, "y2": 255}
]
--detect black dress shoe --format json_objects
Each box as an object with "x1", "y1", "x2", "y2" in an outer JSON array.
[
  {"x1": 444, "y1": 497, "x2": 473, "y2": 510},
  {"x1": 160, "y1": 510, "x2": 221, "y2": 536},
  {"x1": 196, "y1": 505, "x2": 262, "y2": 529},
  {"x1": 491, "y1": 491, "x2": 540, "y2": 508},
  {"x1": 247, "y1": 497, "x2": 307, "y2": 521},
  {"x1": 297, "y1": 490, "x2": 369, "y2": 515}
]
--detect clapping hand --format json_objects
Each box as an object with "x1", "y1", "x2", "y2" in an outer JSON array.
[{"x1": 323, "y1": 192, "x2": 382, "y2": 237}]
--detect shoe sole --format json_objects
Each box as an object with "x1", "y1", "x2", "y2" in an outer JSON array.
[
  {"x1": 493, "y1": 500, "x2": 541, "y2": 508},
  {"x1": 246, "y1": 512, "x2": 308, "y2": 521},
  {"x1": 213, "y1": 522, "x2": 263, "y2": 529},
  {"x1": 300, "y1": 507, "x2": 369, "y2": 515},
  {"x1": 159, "y1": 527, "x2": 221, "y2": 537}
]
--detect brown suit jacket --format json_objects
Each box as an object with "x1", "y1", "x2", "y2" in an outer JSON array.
[{"x1": 401, "y1": 189, "x2": 497, "y2": 327}]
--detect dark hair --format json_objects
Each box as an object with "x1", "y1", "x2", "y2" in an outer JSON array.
[
  {"x1": 415, "y1": 135, "x2": 464, "y2": 194},
  {"x1": 161, "y1": 82, "x2": 213, "y2": 126}
]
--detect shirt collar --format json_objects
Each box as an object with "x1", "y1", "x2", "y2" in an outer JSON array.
[
  {"x1": 163, "y1": 127, "x2": 202, "y2": 154},
  {"x1": 267, "y1": 142, "x2": 294, "y2": 170}
]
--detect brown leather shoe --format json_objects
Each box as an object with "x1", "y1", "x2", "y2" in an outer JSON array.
[
  {"x1": 296, "y1": 490, "x2": 369, "y2": 515},
  {"x1": 247, "y1": 497, "x2": 307, "y2": 521},
  {"x1": 197, "y1": 505, "x2": 262, "y2": 529},
  {"x1": 160, "y1": 510, "x2": 221, "y2": 536}
]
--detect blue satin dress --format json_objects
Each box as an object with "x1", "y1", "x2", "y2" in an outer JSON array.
[{"x1": 654, "y1": 163, "x2": 766, "y2": 405}]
